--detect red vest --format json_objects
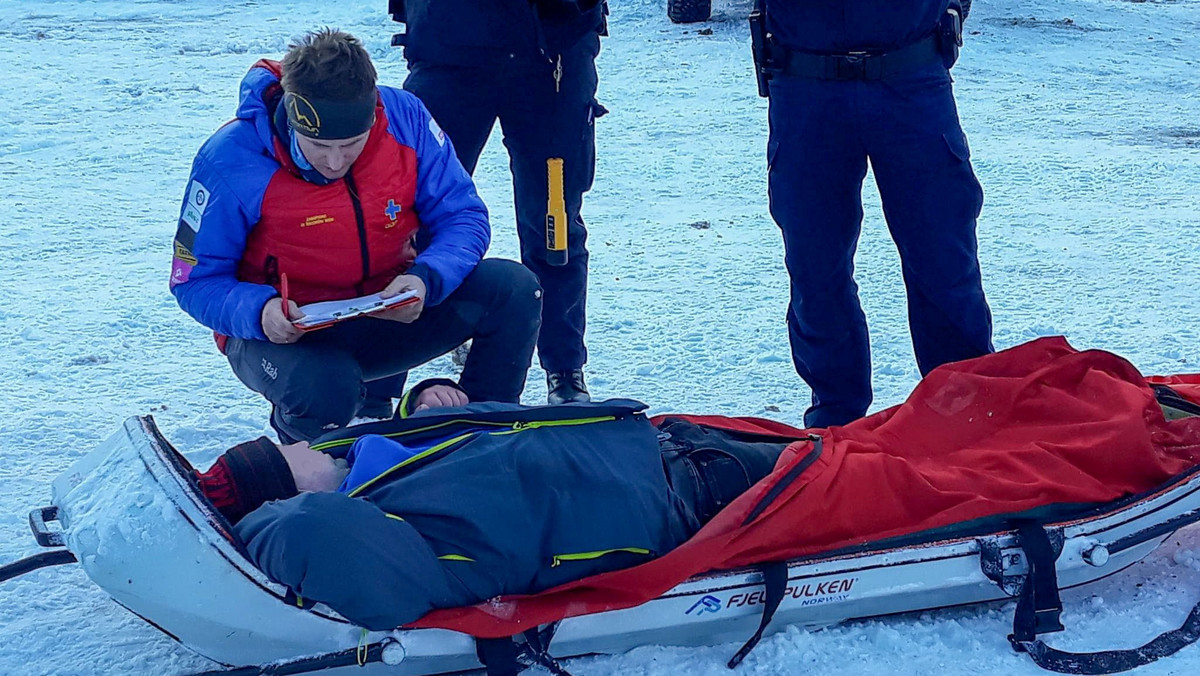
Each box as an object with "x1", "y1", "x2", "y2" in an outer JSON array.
[{"x1": 238, "y1": 106, "x2": 420, "y2": 305}]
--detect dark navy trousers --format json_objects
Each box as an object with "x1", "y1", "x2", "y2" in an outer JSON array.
[
  {"x1": 767, "y1": 64, "x2": 993, "y2": 428},
  {"x1": 225, "y1": 259, "x2": 542, "y2": 442},
  {"x1": 404, "y1": 37, "x2": 601, "y2": 373}
]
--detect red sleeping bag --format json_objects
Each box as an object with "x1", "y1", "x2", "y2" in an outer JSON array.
[{"x1": 410, "y1": 336, "x2": 1200, "y2": 637}]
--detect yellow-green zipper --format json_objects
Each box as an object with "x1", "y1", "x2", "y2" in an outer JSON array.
[
  {"x1": 348, "y1": 431, "x2": 475, "y2": 497},
  {"x1": 343, "y1": 415, "x2": 619, "y2": 497},
  {"x1": 551, "y1": 547, "x2": 652, "y2": 567},
  {"x1": 312, "y1": 417, "x2": 514, "y2": 453},
  {"x1": 490, "y1": 415, "x2": 617, "y2": 436}
]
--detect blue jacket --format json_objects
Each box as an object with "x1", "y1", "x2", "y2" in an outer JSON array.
[
  {"x1": 235, "y1": 399, "x2": 698, "y2": 630},
  {"x1": 398, "y1": 0, "x2": 606, "y2": 67},
  {"x1": 766, "y1": 0, "x2": 952, "y2": 53},
  {"x1": 170, "y1": 61, "x2": 490, "y2": 341}
]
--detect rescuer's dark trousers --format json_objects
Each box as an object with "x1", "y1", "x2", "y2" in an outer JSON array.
[
  {"x1": 404, "y1": 36, "x2": 602, "y2": 373},
  {"x1": 225, "y1": 259, "x2": 542, "y2": 443},
  {"x1": 767, "y1": 64, "x2": 994, "y2": 429}
]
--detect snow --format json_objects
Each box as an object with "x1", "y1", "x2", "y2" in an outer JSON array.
[{"x1": 1, "y1": 0, "x2": 1198, "y2": 674}]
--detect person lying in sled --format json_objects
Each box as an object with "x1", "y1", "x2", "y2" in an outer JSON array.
[
  {"x1": 193, "y1": 339, "x2": 1200, "y2": 635},
  {"x1": 195, "y1": 379, "x2": 789, "y2": 631}
]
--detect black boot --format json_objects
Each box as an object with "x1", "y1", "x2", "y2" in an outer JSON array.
[{"x1": 546, "y1": 369, "x2": 591, "y2": 405}]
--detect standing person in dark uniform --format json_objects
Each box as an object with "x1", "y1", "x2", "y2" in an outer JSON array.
[
  {"x1": 390, "y1": 0, "x2": 608, "y2": 405},
  {"x1": 754, "y1": 0, "x2": 993, "y2": 428}
]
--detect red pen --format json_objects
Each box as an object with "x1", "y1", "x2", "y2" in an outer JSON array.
[{"x1": 280, "y1": 272, "x2": 291, "y2": 320}]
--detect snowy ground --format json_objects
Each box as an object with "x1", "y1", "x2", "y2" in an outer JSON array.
[{"x1": 1, "y1": 0, "x2": 1199, "y2": 674}]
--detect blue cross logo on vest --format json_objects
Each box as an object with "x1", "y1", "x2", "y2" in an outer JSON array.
[{"x1": 385, "y1": 199, "x2": 402, "y2": 221}]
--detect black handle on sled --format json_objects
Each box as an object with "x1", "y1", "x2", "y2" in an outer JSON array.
[
  {"x1": 0, "y1": 506, "x2": 77, "y2": 584},
  {"x1": 1012, "y1": 604, "x2": 1200, "y2": 676},
  {"x1": 1007, "y1": 523, "x2": 1200, "y2": 674},
  {"x1": 30, "y1": 506, "x2": 66, "y2": 547}
]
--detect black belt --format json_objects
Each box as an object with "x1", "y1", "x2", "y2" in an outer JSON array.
[{"x1": 777, "y1": 34, "x2": 942, "y2": 81}]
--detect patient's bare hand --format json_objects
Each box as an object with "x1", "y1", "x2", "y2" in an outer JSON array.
[
  {"x1": 414, "y1": 384, "x2": 469, "y2": 412},
  {"x1": 277, "y1": 441, "x2": 349, "y2": 493}
]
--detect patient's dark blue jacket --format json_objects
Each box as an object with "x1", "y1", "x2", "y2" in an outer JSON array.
[{"x1": 235, "y1": 399, "x2": 696, "y2": 630}]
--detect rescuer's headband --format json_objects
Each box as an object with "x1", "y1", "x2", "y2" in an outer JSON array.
[{"x1": 284, "y1": 91, "x2": 376, "y2": 140}]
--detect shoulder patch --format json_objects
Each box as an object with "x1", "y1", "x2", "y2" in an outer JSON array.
[
  {"x1": 428, "y1": 117, "x2": 446, "y2": 147},
  {"x1": 181, "y1": 179, "x2": 211, "y2": 232}
]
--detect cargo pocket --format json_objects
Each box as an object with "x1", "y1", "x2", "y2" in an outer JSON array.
[
  {"x1": 943, "y1": 131, "x2": 971, "y2": 163},
  {"x1": 585, "y1": 99, "x2": 608, "y2": 138}
]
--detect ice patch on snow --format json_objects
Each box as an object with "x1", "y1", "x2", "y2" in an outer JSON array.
[{"x1": 1174, "y1": 548, "x2": 1200, "y2": 571}]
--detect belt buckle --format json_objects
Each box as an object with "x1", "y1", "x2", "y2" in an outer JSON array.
[{"x1": 835, "y1": 51, "x2": 869, "y2": 80}]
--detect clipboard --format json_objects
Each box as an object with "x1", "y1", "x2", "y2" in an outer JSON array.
[{"x1": 291, "y1": 291, "x2": 421, "y2": 331}]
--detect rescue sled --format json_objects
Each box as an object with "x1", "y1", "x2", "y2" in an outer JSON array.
[
  {"x1": 5, "y1": 338, "x2": 1200, "y2": 676},
  {"x1": 11, "y1": 419, "x2": 1200, "y2": 675}
]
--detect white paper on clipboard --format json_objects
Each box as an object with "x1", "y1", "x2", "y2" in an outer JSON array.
[{"x1": 291, "y1": 290, "x2": 420, "y2": 330}]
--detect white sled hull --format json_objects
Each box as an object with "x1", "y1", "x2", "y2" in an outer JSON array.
[{"x1": 51, "y1": 417, "x2": 1200, "y2": 674}]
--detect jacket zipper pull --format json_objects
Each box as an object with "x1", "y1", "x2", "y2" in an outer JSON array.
[{"x1": 553, "y1": 54, "x2": 562, "y2": 93}]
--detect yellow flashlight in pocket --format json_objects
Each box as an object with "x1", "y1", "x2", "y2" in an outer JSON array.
[{"x1": 546, "y1": 158, "x2": 568, "y2": 266}]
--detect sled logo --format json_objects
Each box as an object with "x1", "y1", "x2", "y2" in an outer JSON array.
[
  {"x1": 685, "y1": 595, "x2": 722, "y2": 616},
  {"x1": 727, "y1": 577, "x2": 858, "y2": 610}
]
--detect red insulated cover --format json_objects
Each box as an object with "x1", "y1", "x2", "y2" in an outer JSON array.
[{"x1": 410, "y1": 336, "x2": 1200, "y2": 637}]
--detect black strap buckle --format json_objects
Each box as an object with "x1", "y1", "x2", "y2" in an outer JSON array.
[
  {"x1": 836, "y1": 53, "x2": 865, "y2": 79},
  {"x1": 1008, "y1": 523, "x2": 1065, "y2": 644},
  {"x1": 825, "y1": 52, "x2": 882, "y2": 81}
]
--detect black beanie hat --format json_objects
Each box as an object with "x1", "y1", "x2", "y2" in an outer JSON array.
[{"x1": 219, "y1": 437, "x2": 299, "y2": 521}]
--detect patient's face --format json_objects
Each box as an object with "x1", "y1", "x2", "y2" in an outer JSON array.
[{"x1": 277, "y1": 441, "x2": 350, "y2": 493}]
